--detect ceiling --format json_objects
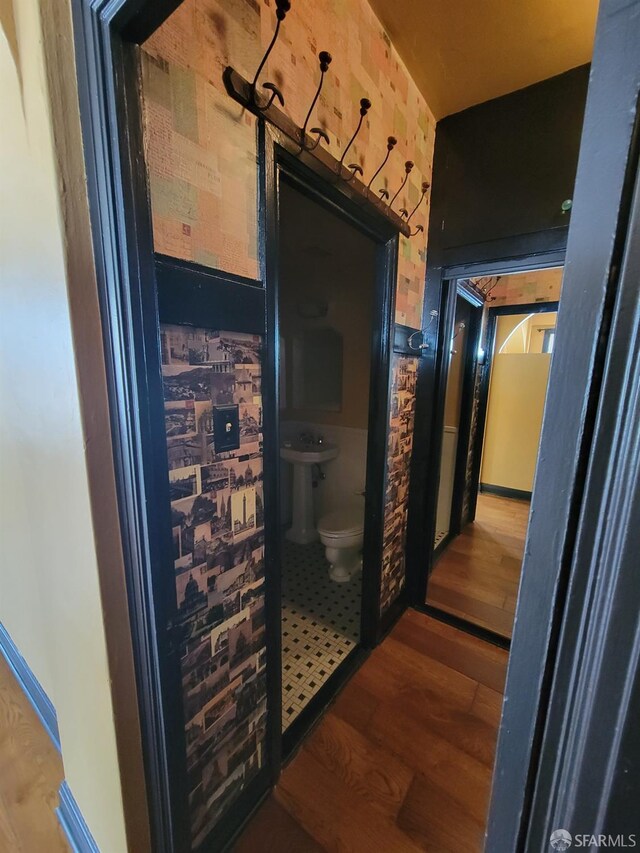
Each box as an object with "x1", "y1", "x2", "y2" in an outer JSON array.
[{"x1": 368, "y1": 0, "x2": 599, "y2": 119}]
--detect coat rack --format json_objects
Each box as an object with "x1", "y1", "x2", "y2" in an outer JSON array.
[{"x1": 222, "y1": 0, "x2": 429, "y2": 240}]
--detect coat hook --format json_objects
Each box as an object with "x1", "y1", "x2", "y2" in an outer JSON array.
[
  {"x1": 262, "y1": 82, "x2": 284, "y2": 109},
  {"x1": 410, "y1": 223, "x2": 424, "y2": 238},
  {"x1": 250, "y1": 0, "x2": 291, "y2": 108},
  {"x1": 346, "y1": 163, "x2": 364, "y2": 183},
  {"x1": 307, "y1": 127, "x2": 330, "y2": 151},
  {"x1": 407, "y1": 181, "x2": 430, "y2": 223},
  {"x1": 378, "y1": 188, "x2": 390, "y2": 203},
  {"x1": 367, "y1": 136, "x2": 397, "y2": 190},
  {"x1": 409, "y1": 308, "x2": 438, "y2": 351},
  {"x1": 338, "y1": 97, "x2": 371, "y2": 176},
  {"x1": 389, "y1": 160, "x2": 414, "y2": 209},
  {"x1": 300, "y1": 51, "x2": 332, "y2": 149}
]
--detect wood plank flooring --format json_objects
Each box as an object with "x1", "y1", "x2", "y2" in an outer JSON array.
[
  {"x1": 0, "y1": 656, "x2": 69, "y2": 852},
  {"x1": 1, "y1": 610, "x2": 507, "y2": 853},
  {"x1": 427, "y1": 494, "x2": 530, "y2": 638},
  {"x1": 235, "y1": 610, "x2": 508, "y2": 853}
]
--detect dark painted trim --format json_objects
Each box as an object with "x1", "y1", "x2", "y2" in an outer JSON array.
[
  {"x1": 393, "y1": 323, "x2": 423, "y2": 356},
  {"x1": 432, "y1": 530, "x2": 454, "y2": 563},
  {"x1": 220, "y1": 787, "x2": 271, "y2": 853},
  {"x1": 456, "y1": 279, "x2": 485, "y2": 308},
  {"x1": 487, "y1": 300, "x2": 560, "y2": 317},
  {"x1": 487, "y1": 0, "x2": 640, "y2": 847},
  {"x1": 441, "y1": 230, "x2": 567, "y2": 275},
  {"x1": 0, "y1": 623, "x2": 61, "y2": 752},
  {"x1": 378, "y1": 587, "x2": 409, "y2": 640},
  {"x1": 413, "y1": 604, "x2": 511, "y2": 651},
  {"x1": 56, "y1": 782, "x2": 100, "y2": 853},
  {"x1": 155, "y1": 256, "x2": 265, "y2": 333},
  {"x1": 263, "y1": 126, "x2": 397, "y2": 662},
  {"x1": 198, "y1": 768, "x2": 270, "y2": 853},
  {"x1": 364, "y1": 235, "x2": 398, "y2": 644},
  {"x1": 260, "y1": 118, "x2": 284, "y2": 790},
  {"x1": 116, "y1": 1, "x2": 184, "y2": 44},
  {"x1": 262, "y1": 123, "x2": 398, "y2": 764},
  {"x1": 405, "y1": 276, "x2": 453, "y2": 604},
  {"x1": 155, "y1": 253, "x2": 263, "y2": 289},
  {"x1": 480, "y1": 483, "x2": 532, "y2": 502},
  {"x1": 526, "y1": 119, "x2": 640, "y2": 849},
  {"x1": 282, "y1": 647, "x2": 369, "y2": 760},
  {"x1": 448, "y1": 293, "x2": 484, "y2": 539},
  {"x1": 72, "y1": 3, "x2": 193, "y2": 850}
]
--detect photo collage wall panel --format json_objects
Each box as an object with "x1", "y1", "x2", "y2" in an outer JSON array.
[
  {"x1": 160, "y1": 323, "x2": 266, "y2": 849},
  {"x1": 380, "y1": 355, "x2": 418, "y2": 615}
]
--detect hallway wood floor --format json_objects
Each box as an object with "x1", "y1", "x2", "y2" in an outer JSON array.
[
  {"x1": 426, "y1": 494, "x2": 530, "y2": 638},
  {"x1": 0, "y1": 656, "x2": 69, "y2": 852},
  {"x1": 235, "y1": 609, "x2": 508, "y2": 852}
]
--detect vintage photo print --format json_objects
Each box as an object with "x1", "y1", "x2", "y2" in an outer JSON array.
[{"x1": 230, "y1": 487, "x2": 256, "y2": 542}]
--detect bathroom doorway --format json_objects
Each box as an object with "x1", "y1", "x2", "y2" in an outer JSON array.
[{"x1": 271, "y1": 167, "x2": 395, "y2": 753}]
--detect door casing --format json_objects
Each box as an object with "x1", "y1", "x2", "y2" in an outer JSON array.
[{"x1": 260, "y1": 125, "x2": 400, "y2": 764}]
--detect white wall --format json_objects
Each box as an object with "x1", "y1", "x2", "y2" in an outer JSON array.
[{"x1": 0, "y1": 3, "x2": 128, "y2": 850}]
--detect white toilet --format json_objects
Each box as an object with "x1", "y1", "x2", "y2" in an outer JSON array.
[{"x1": 317, "y1": 504, "x2": 365, "y2": 583}]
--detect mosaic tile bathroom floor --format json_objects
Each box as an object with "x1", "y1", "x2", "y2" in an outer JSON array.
[{"x1": 281, "y1": 540, "x2": 361, "y2": 731}]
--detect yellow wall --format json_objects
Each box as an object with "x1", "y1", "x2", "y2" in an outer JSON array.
[
  {"x1": 481, "y1": 345, "x2": 551, "y2": 492},
  {"x1": 0, "y1": 3, "x2": 128, "y2": 850},
  {"x1": 498, "y1": 311, "x2": 557, "y2": 354},
  {"x1": 527, "y1": 312, "x2": 557, "y2": 353}
]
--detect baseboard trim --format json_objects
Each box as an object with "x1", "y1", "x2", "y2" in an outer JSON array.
[
  {"x1": 480, "y1": 483, "x2": 532, "y2": 502},
  {"x1": 0, "y1": 622, "x2": 60, "y2": 751},
  {"x1": 56, "y1": 782, "x2": 99, "y2": 853}
]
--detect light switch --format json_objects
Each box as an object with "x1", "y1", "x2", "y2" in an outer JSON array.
[{"x1": 213, "y1": 404, "x2": 240, "y2": 453}]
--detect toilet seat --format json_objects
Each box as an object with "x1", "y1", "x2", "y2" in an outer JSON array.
[{"x1": 317, "y1": 505, "x2": 364, "y2": 538}]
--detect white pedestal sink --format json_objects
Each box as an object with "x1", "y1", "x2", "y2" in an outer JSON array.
[{"x1": 281, "y1": 441, "x2": 339, "y2": 544}]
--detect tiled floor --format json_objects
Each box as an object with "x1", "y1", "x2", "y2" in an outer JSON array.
[
  {"x1": 434, "y1": 529, "x2": 449, "y2": 548},
  {"x1": 281, "y1": 540, "x2": 361, "y2": 730}
]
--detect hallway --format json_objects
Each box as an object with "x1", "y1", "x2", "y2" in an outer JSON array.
[
  {"x1": 235, "y1": 609, "x2": 507, "y2": 852},
  {"x1": 427, "y1": 494, "x2": 530, "y2": 638},
  {"x1": 0, "y1": 608, "x2": 506, "y2": 853}
]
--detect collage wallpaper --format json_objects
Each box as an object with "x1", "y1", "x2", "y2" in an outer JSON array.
[
  {"x1": 141, "y1": 0, "x2": 437, "y2": 841},
  {"x1": 141, "y1": 0, "x2": 435, "y2": 327},
  {"x1": 160, "y1": 323, "x2": 267, "y2": 847},
  {"x1": 380, "y1": 355, "x2": 418, "y2": 614}
]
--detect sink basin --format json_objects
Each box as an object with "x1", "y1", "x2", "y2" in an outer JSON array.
[{"x1": 280, "y1": 441, "x2": 339, "y2": 465}]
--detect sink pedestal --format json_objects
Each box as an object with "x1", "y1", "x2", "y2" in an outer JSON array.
[
  {"x1": 280, "y1": 441, "x2": 339, "y2": 545},
  {"x1": 286, "y1": 464, "x2": 318, "y2": 544}
]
